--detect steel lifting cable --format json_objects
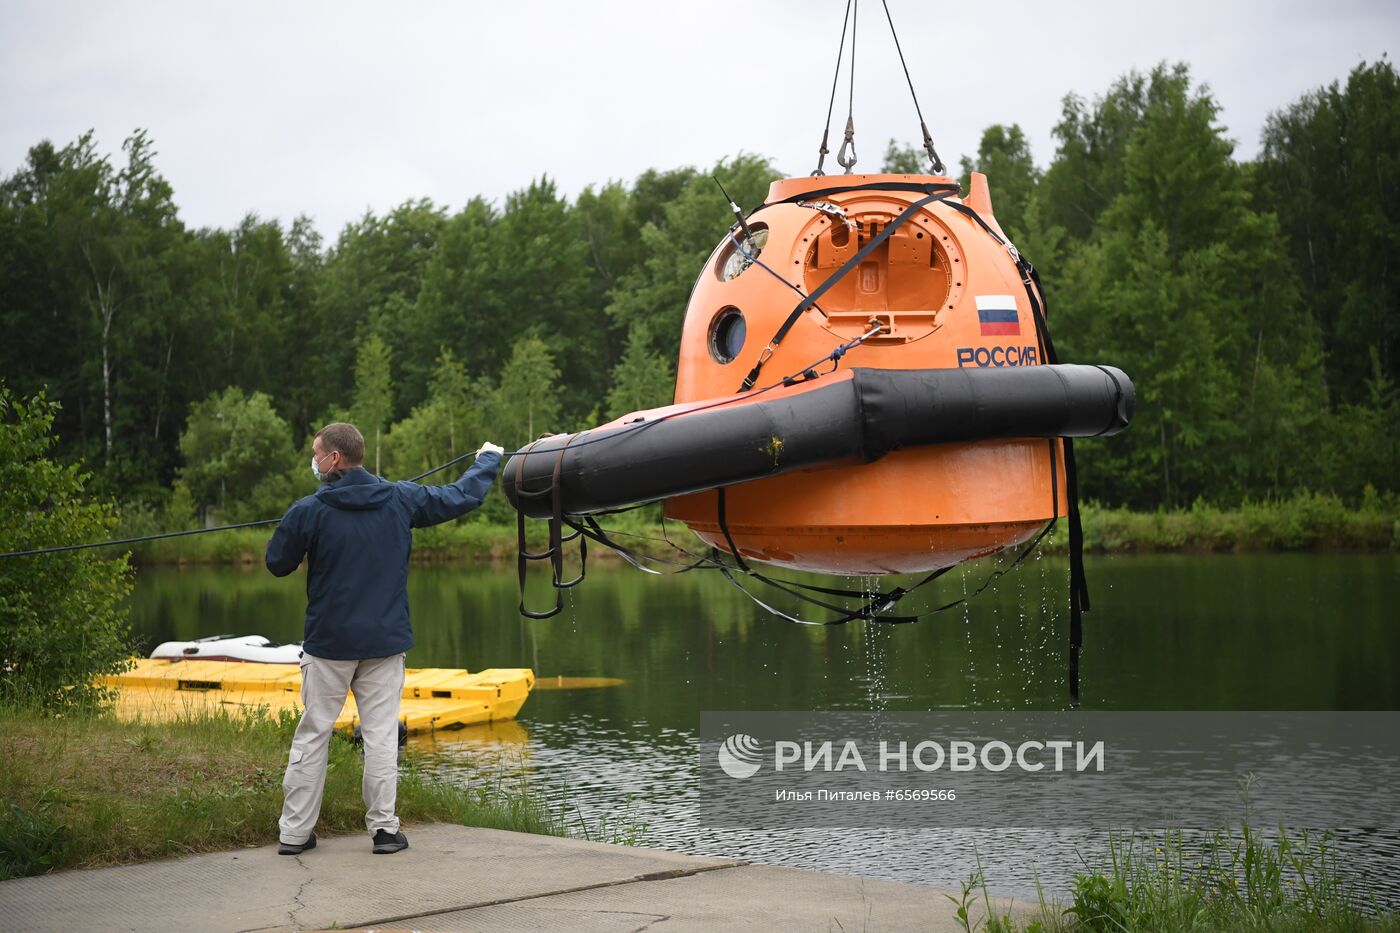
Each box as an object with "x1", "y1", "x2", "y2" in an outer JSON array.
[
  {"x1": 880, "y1": 0, "x2": 945, "y2": 174},
  {"x1": 836, "y1": 0, "x2": 860, "y2": 172},
  {"x1": 812, "y1": 0, "x2": 854, "y2": 176},
  {"x1": 814, "y1": 0, "x2": 946, "y2": 176}
]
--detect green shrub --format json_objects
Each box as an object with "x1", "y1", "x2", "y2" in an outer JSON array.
[{"x1": 0, "y1": 387, "x2": 134, "y2": 709}]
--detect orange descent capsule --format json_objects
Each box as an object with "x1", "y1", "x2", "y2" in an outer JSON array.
[{"x1": 664, "y1": 173, "x2": 1070, "y2": 575}]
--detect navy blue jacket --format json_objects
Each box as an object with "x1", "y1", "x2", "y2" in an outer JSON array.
[{"x1": 265, "y1": 453, "x2": 501, "y2": 660}]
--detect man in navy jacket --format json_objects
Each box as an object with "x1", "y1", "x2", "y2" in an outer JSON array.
[{"x1": 267, "y1": 421, "x2": 503, "y2": 855}]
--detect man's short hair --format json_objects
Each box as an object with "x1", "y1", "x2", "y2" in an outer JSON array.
[{"x1": 315, "y1": 422, "x2": 365, "y2": 464}]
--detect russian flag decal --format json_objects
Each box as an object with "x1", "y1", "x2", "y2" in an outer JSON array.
[{"x1": 975, "y1": 295, "x2": 1020, "y2": 336}]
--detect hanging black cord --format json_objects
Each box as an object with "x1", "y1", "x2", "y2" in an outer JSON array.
[
  {"x1": 879, "y1": 0, "x2": 945, "y2": 174},
  {"x1": 0, "y1": 516, "x2": 285, "y2": 559},
  {"x1": 923, "y1": 193, "x2": 1092, "y2": 705},
  {"x1": 727, "y1": 227, "x2": 829, "y2": 320},
  {"x1": 5, "y1": 342, "x2": 868, "y2": 564},
  {"x1": 711, "y1": 175, "x2": 829, "y2": 319},
  {"x1": 572, "y1": 480, "x2": 1060, "y2": 629},
  {"x1": 713, "y1": 515, "x2": 1058, "y2": 627},
  {"x1": 813, "y1": 0, "x2": 853, "y2": 176},
  {"x1": 0, "y1": 451, "x2": 489, "y2": 561}
]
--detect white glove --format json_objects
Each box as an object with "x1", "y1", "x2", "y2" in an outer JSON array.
[{"x1": 477, "y1": 441, "x2": 505, "y2": 457}]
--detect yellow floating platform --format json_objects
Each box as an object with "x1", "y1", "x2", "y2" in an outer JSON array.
[{"x1": 103, "y1": 659, "x2": 534, "y2": 734}]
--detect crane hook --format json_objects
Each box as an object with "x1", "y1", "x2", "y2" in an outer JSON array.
[{"x1": 836, "y1": 116, "x2": 858, "y2": 173}]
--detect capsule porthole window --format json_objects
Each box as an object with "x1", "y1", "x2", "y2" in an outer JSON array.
[
  {"x1": 717, "y1": 224, "x2": 769, "y2": 282},
  {"x1": 709, "y1": 307, "x2": 746, "y2": 364}
]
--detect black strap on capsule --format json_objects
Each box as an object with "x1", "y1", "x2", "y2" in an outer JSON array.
[
  {"x1": 737, "y1": 182, "x2": 960, "y2": 392},
  {"x1": 514, "y1": 434, "x2": 588, "y2": 620},
  {"x1": 707, "y1": 486, "x2": 1059, "y2": 629}
]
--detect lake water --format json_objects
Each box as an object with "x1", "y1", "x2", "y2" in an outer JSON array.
[{"x1": 127, "y1": 551, "x2": 1400, "y2": 904}]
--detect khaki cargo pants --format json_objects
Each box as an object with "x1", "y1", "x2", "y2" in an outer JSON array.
[{"x1": 278, "y1": 651, "x2": 406, "y2": 846}]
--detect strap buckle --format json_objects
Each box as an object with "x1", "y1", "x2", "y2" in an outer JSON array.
[
  {"x1": 1008, "y1": 243, "x2": 1033, "y2": 285},
  {"x1": 796, "y1": 199, "x2": 848, "y2": 223}
]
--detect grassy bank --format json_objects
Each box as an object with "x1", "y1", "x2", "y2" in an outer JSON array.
[
  {"x1": 958, "y1": 823, "x2": 1400, "y2": 932},
  {"x1": 127, "y1": 522, "x2": 523, "y2": 566},
  {"x1": 0, "y1": 704, "x2": 585, "y2": 881},
  {"x1": 118, "y1": 491, "x2": 1400, "y2": 566},
  {"x1": 120, "y1": 504, "x2": 668, "y2": 566},
  {"x1": 1071, "y1": 491, "x2": 1400, "y2": 555}
]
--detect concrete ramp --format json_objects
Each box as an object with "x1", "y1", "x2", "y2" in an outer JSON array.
[{"x1": 0, "y1": 824, "x2": 1025, "y2": 932}]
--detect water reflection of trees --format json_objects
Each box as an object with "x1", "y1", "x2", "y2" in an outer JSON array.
[{"x1": 127, "y1": 554, "x2": 1400, "y2": 723}]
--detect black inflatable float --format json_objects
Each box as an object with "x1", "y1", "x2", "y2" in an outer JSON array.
[{"x1": 505, "y1": 364, "x2": 1134, "y2": 519}]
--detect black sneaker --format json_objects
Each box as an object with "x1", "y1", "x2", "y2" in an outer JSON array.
[
  {"x1": 278, "y1": 833, "x2": 316, "y2": 855},
  {"x1": 372, "y1": 828, "x2": 409, "y2": 854}
]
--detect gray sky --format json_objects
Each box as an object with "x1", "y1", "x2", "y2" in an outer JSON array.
[{"x1": 2, "y1": 0, "x2": 1395, "y2": 239}]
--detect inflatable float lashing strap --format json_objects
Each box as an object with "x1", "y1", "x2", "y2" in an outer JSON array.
[
  {"x1": 567, "y1": 515, "x2": 714, "y2": 577},
  {"x1": 714, "y1": 487, "x2": 936, "y2": 625},
  {"x1": 550, "y1": 470, "x2": 1062, "y2": 630},
  {"x1": 551, "y1": 440, "x2": 589, "y2": 593},
  {"x1": 1022, "y1": 265, "x2": 1088, "y2": 706},
  {"x1": 709, "y1": 488, "x2": 1063, "y2": 628},
  {"x1": 757, "y1": 180, "x2": 961, "y2": 212},
  {"x1": 514, "y1": 434, "x2": 588, "y2": 620},
  {"x1": 1018, "y1": 257, "x2": 1088, "y2": 708},
  {"x1": 738, "y1": 184, "x2": 958, "y2": 392},
  {"x1": 569, "y1": 507, "x2": 904, "y2": 622}
]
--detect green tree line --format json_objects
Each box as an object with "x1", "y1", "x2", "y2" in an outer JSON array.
[{"x1": 1, "y1": 60, "x2": 1395, "y2": 522}]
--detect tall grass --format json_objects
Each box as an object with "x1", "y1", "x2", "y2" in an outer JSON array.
[
  {"x1": 0, "y1": 702, "x2": 588, "y2": 880},
  {"x1": 949, "y1": 821, "x2": 1399, "y2": 932}
]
